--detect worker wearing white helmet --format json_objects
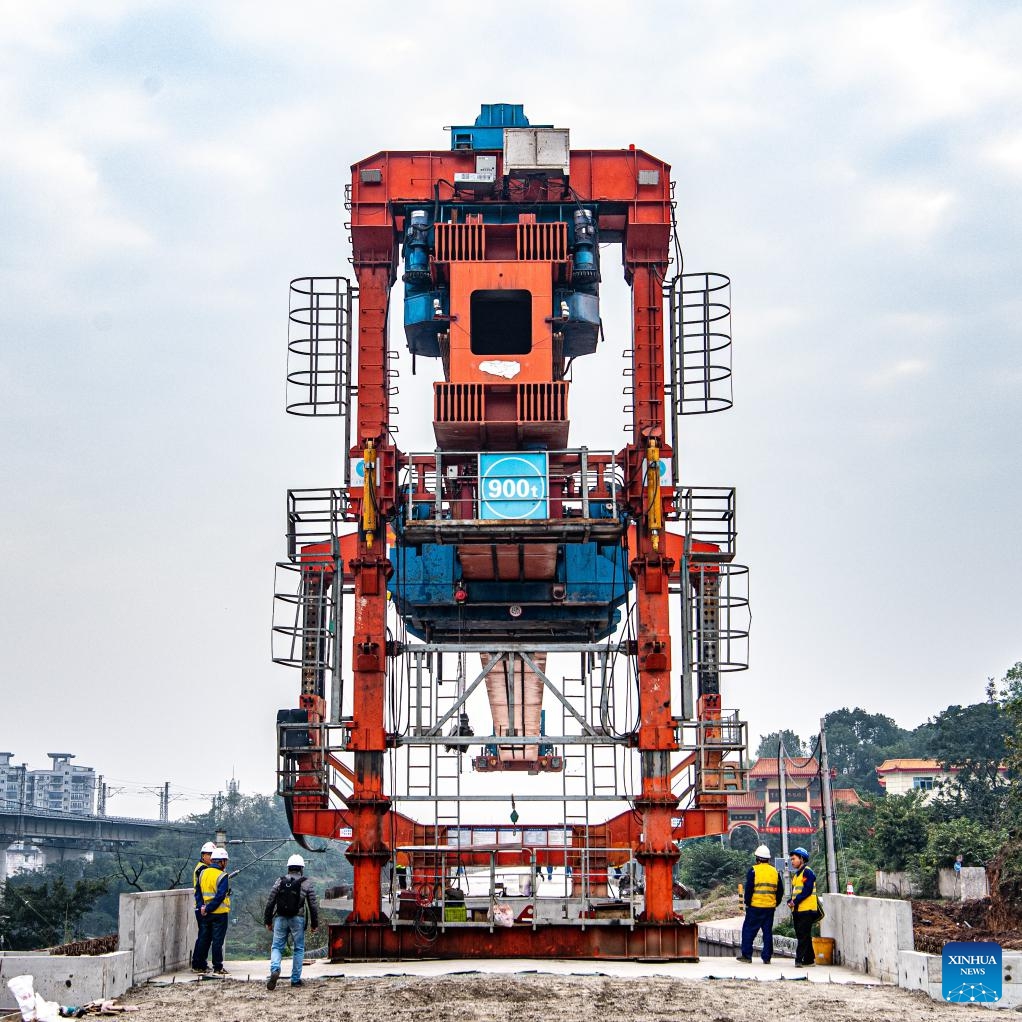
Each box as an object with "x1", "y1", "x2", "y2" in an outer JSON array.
[
  {"x1": 264, "y1": 852, "x2": 320, "y2": 990},
  {"x1": 192, "y1": 847, "x2": 231, "y2": 975},
  {"x1": 736, "y1": 844, "x2": 784, "y2": 964},
  {"x1": 192, "y1": 841, "x2": 217, "y2": 891}
]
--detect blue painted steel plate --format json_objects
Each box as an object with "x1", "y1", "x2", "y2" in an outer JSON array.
[{"x1": 478, "y1": 452, "x2": 549, "y2": 520}]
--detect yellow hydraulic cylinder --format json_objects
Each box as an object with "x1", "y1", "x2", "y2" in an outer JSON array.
[
  {"x1": 362, "y1": 440, "x2": 378, "y2": 549},
  {"x1": 645, "y1": 439, "x2": 662, "y2": 552}
]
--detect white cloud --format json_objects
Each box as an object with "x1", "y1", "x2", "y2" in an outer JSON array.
[
  {"x1": 857, "y1": 183, "x2": 955, "y2": 243},
  {"x1": 981, "y1": 132, "x2": 1022, "y2": 176},
  {"x1": 868, "y1": 358, "x2": 931, "y2": 388},
  {"x1": 812, "y1": 3, "x2": 1021, "y2": 129}
]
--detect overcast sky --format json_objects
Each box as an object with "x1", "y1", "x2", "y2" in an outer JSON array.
[{"x1": 2, "y1": 2, "x2": 1020, "y2": 819}]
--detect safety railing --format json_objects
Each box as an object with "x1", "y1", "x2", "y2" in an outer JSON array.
[
  {"x1": 671, "y1": 486, "x2": 737, "y2": 562},
  {"x1": 271, "y1": 562, "x2": 339, "y2": 674},
  {"x1": 396, "y1": 448, "x2": 625, "y2": 545},
  {"x1": 387, "y1": 844, "x2": 641, "y2": 934},
  {"x1": 275, "y1": 720, "x2": 352, "y2": 800},
  {"x1": 286, "y1": 277, "x2": 355, "y2": 421},
  {"x1": 285, "y1": 487, "x2": 354, "y2": 563},
  {"x1": 674, "y1": 710, "x2": 749, "y2": 800},
  {"x1": 674, "y1": 561, "x2": 751, "y2": 675}
]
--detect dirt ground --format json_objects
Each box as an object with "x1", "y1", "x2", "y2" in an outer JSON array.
[
  {"x1": 124, "y1": 973, "x2": 1000, "y2": 1021},
  {"x1": 913, "y1": 898, "x2": 1022, "y2": 955}
]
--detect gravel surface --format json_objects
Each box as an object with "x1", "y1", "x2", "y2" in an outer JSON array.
[{"x1": 126, "y1": 973, "x2": 1001, "y2": 1020}]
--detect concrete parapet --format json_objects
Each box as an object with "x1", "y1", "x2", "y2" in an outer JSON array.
[
  {"x1": 875, "y1": 870, "x2": 919, "y2": 898},
  {"x1": 819, "y1": 893, "x2": 913, "y2": 982},
  {"x1": 0, "y1": 950, "x2": 132, "y2": 1012},
  {"x1": 118, "y1": 889, "x2": 193, "y2": 983},
  {"x1": 938, "y1": 867, "x2": 989, "y2": 901}
]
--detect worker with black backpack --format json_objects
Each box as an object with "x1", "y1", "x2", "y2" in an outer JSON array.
[{"x1": 264, "y1": 853, "x2": 320, "y2": 989}]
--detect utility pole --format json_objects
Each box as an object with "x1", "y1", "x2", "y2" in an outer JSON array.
[
  {"x1": 778, "y1": 739, "x2": 790, "y2": 898},
  {"x1": 161, "y1": 782, "x2": 170, "y2": 823},
  {"x1": 97, "y1": 776, "x2": 106, "y2": 817},
  {"x1": 819, "y1": 719, "x2": 839, "y2": 894}
]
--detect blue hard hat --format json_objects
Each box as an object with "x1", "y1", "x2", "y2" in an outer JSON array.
[{"x1": 792, "y1": 847, "x2": 810, "y2": 860}]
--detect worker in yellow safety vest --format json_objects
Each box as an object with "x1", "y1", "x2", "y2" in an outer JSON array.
[
  {"x1": 736, "y1": 844, "x2": 784, "y2": 964},
  {"x1": 191, "y1": 841, "x2": 216, "y2": 906},
  {"x1": 190, "y1": 847, "x2": 231, "y2": 975},
  {"x1": 787, "y1": 846, "x2": 820, "y2": 967}
]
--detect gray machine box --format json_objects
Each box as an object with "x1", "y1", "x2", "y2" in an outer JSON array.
[
  {"x1": 503, "y1": 128, "x2": 570, "y2": 177},
  {"x1": 454, "y1": 154, "x2": 498, "y2": 190}
]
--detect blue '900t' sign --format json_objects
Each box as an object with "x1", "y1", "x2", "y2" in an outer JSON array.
[{"x1": 478, "y1": 453, "x2": 549, "y2": 520}]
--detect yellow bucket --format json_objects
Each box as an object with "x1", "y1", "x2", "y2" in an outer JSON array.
[{"x1": 812, "y1": 936, "x2": 835, "y2": 965}]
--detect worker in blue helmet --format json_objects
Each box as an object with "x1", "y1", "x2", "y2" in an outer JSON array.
[
  {"x1": 735, "y1": 844, "x2": 784, "y2": 964},
  {"x1": 787, "y1": 846, "x2": 819, "y2": 966}
]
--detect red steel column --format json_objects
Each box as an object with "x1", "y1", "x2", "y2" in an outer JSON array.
[
  {"x1": 344, "y1": 263, "x2": 394, "y2": 923},
  {"x1": 627, "y1": 262, "x2": 679, "y2": 923}
]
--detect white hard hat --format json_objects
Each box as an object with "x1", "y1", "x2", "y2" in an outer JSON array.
[
  {"x1": 211, "y1": 847, "x2": 228, "y2": 860},
  {"x1": 201, "y1": 842, "x2": 216, "y2": 854},
  {"x1": 287, "y1": 854, "x2": 305, "y2": 869},
  {"x1": 754, "y1": 844, "x2": 771, "y2": 859}
]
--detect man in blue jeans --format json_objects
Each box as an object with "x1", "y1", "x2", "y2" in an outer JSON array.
[
  {"x1": 736, "y1": 844, "x2": 784, "y2": 964},
  {"x1": 264, "y1": 854, "x2": 320, "y2": 989}
]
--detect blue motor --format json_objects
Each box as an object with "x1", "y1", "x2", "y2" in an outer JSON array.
[
  {"x1": 402, "y1": 209, "x2": 448, "y2": 357},
  {"x1": 571, "y1": 208, "x2": 600, "y2": 286}
]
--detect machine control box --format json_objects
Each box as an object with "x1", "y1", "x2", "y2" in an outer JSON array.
[
  {"x1": 503, "y1": 128, "x2": 570, "y2": 177},
  {"x1": 454, "y1": 154, "x2": 498, "y2": 189}
]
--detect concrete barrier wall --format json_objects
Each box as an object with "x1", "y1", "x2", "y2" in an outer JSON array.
[
  {"x1": 118, "y1": 889, "x2": 194, "y2": 983},
  {"x1": 819, "y1": 893, "x2": 914, "y2": 982},
  {"x1": 0, "y1": 950, "x2": 133, "y2": 1012},
  {"x1": 875, "y1": 871, "x2": 919, "y2": 898},
  {"x1": 938, "y1": 867, "x2": 989, "y2": 901},
  {"x1": 0, "y1": 889, "x2": 194, "y2": 1012}
]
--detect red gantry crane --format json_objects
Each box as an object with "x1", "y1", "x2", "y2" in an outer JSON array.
[{"x1": 272, "y1": 104, "x2": 750, "y2": 960}]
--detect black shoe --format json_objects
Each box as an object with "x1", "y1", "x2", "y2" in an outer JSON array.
[
  {"x1": 802, "y1": 960, "x2": 816, "y2": 967},
  {"x1": 761, "y1": 959, "x2": 771, "y2": 964},
  {"x1": 735, "y1": 955, "x2": 753, "y2": 963},
  {"x1": 266, "y1": 971, "x2": 279, "y2": 990},
  {"x1": 212, "y1": 968, "x2": 228, "y2": 976},
  {"x1": 291, "y1": 980, "x2": 304, "y2": 988},
  {"x1": 795, "y1": 962, "x2": 804, "y2": 968},
  {"x1": 191, "y1": 966, "x2": 209, "y2": 974}
]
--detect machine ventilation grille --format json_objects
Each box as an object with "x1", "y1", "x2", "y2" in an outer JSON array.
[
  {"x1": 518, "y1": 382, "x2": 567, "y2": 421},
  {"x1": 516, "y1": 221, "x2": 567, "y2": 262},
  {"x1": 435, "y1": 383, "x2": 484, "y2": 422},
  {"x1": 435, "y1": 222, "x2": 486, "y2": 262}
]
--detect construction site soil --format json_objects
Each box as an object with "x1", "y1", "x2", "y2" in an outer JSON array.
[
  {"x1": 124, "y1": 974, "x2": 1000, "y2": 1021},
  {"x1": 912, "y1": 897, "x2": 1022, "y2": 954}
]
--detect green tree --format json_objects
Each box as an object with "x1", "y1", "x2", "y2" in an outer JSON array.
[
  {"x1": 0, "y1": 875, "x2": 108, "y2": 950},
  {"x1": 678, "y1": 839, "x2": 749, "y2": 895},
  {"x1": 756, "y1": 730, "x2": 806, "y2": 759},
  {"x1": 999, "y1": 661, "x2": 1022, "y2": 836},
  {"x1": 872, "y1": 792, "x2": 930, "y2": 872},
  {"x1": 928, "y1": 694, "x2": 1012, "y2": 822},
  {"x1": 822, "y1": 707, "x2": 907, "y2": 793}
]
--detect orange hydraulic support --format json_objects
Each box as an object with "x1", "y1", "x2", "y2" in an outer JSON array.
[{"x1": 343, "y1": 241, "x2": 397, "y2": 923}]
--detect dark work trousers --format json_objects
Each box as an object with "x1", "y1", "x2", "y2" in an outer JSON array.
[
  {"x1": 793, "y1": 909, "x2": 816, "y2": 965},
  {"x1": 192, "y1": 913, "x2": 229, "y2": 970},
  {"x1": 740, "y1": 906, "x2": 776, "y2": 961}
]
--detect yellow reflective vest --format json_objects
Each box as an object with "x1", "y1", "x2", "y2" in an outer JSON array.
[
  {"x1": 198, "y1": 865, "x2": 230, "y2": 914},
  {"x1": 750, "y1": 862, "x2": 780, "y2": 908},
  {"x1": 791, "y1": 866, "x2": 818, "y2": 912}
]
